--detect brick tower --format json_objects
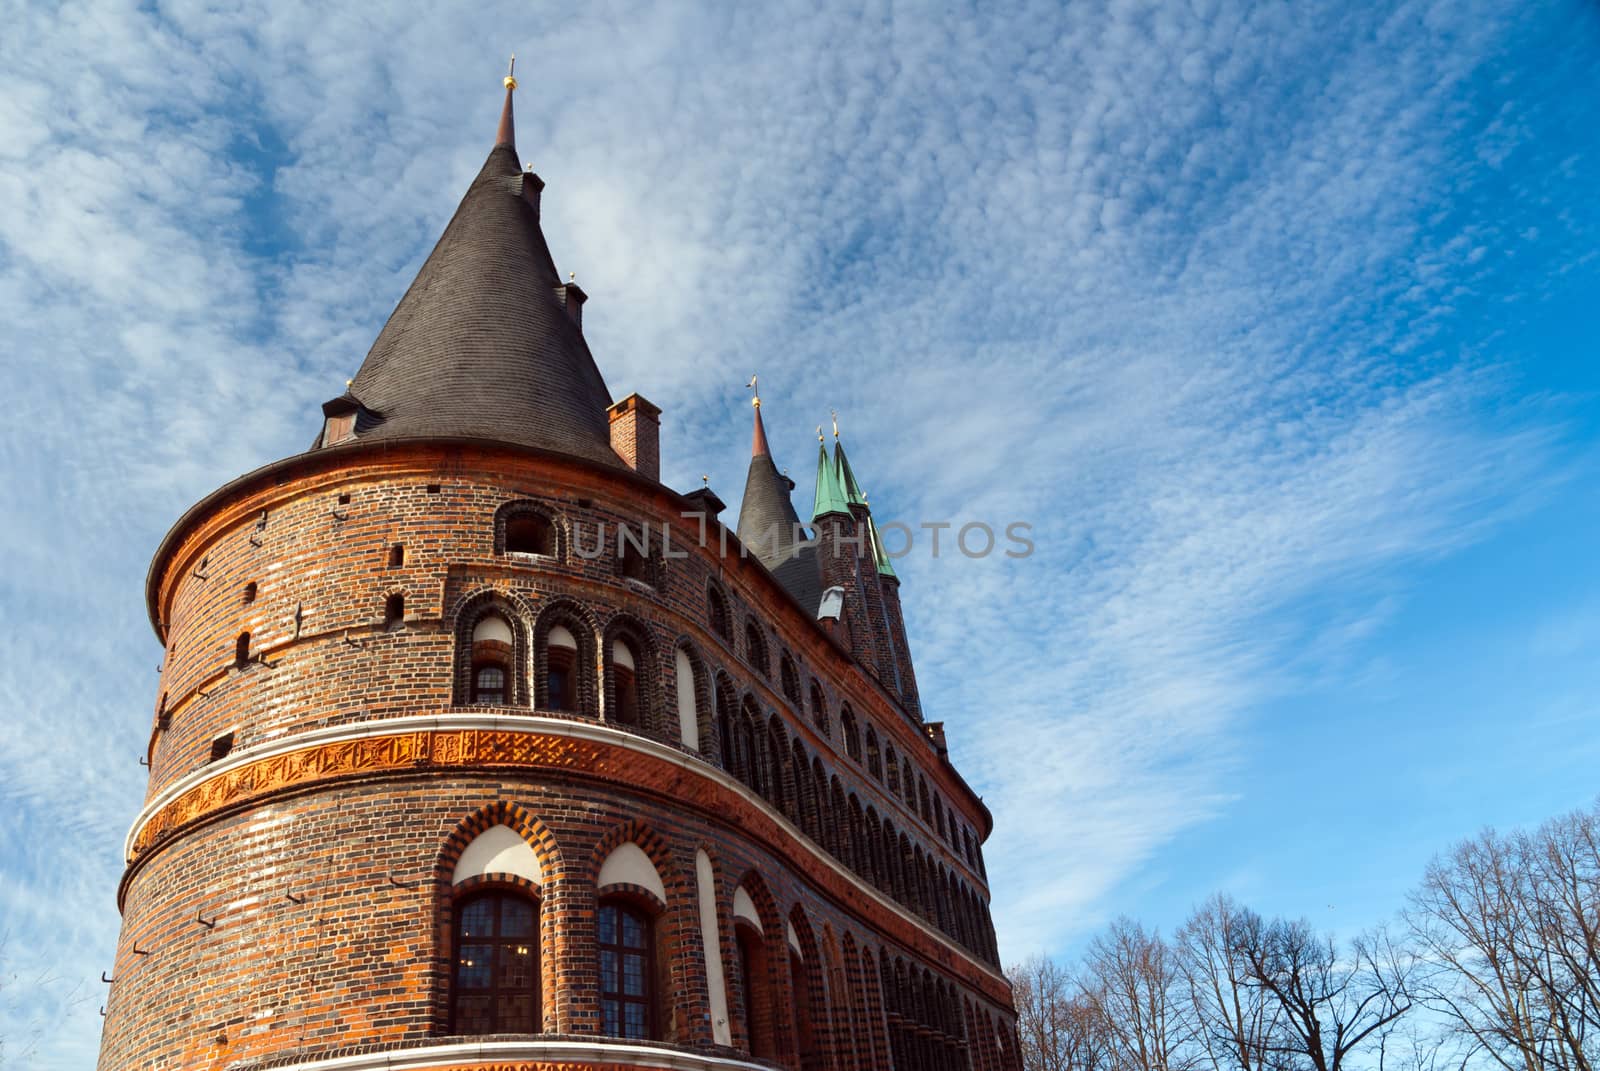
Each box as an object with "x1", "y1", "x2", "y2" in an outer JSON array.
[{"x1": 98, "y1": 68, "x2": 1020, "y2": 1071}]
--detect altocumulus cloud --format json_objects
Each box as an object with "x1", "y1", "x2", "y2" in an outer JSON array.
[{"x1": 1, "y1": 1, "x2": 1595, "y2": 1065}]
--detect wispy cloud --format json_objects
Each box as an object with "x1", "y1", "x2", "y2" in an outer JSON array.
[{"x1": 2, "y1": 0, "x2": 1595, "y2": 1064}]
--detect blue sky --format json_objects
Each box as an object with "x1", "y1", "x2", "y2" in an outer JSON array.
[{"x1": 2, "y1": 1, "x2": 1597, "y2": 1065}]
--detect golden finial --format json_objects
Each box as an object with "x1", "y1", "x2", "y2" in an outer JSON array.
[
  {"x1": 701, "y1": 474, "x2": 710, "y2": 487},
  {"x1": 747, "y1": 374, "x2": 760, "y2": 408},
  {"x1": 504, "y1": 55, "x2": 518, "y2": 91},
  {"x1": 817, "y1": 425, "x2": 825, "y2": 443},
  {"x1": 568, "y1": 271, "x2": 575, "y2": 283},
  {"x1": 345, "y1": 378, "x2": 354, "y2": 390},
  {"x1": 831, "y1": 410, "x2": 839, "y2": 440}
]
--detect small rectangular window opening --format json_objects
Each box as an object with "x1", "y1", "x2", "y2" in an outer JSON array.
[
  {"x1": 427, "y1": 484, "x2": 442, "y2": 494},
  {"x1": 209, "y1": 732, "x2": 235, "y2": 763},
  {"x1": 389, "y1": 544, "x2": 405, "y2": 568},
  {"x1": 337, "y1": 492, "x2": 351, "y2": 505}
]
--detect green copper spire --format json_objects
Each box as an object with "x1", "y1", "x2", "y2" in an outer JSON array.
[
  {"x1": 812, "y1": 434, "x2": 851, "y2": 520},
  {"x1": 834, "y1": 439, "x2": 867, "y2": 507},
  {"x1": 869, "y1": 513, "x2": 898, "y2": 579}
]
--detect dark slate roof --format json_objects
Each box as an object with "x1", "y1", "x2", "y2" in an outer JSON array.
[
  {"x1": 738, "y1": 410, "x2": 825, "y2": 611},
  {"x1": 737, "y1": 452, "x2": 806, "y2": 565},
  {"x1": 327, "y1": 143, "x2": 623, "y2": 469},
  {"x1": 772, "y1": 542, "x2": 825, "y2": 617}
]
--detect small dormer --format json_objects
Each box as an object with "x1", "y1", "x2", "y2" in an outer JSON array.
[
  {"x1": 557, "y1": 278, "x2": 587, "y2": 330},
  {"x1": 319, "y1": 393, "x2": 375, "y2": 448}
]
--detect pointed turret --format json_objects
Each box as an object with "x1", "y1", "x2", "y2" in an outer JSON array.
[
  {"x1": 736, "y1": 390, "x2": 823, "y2": 611},
  {"x1": 738, "y1": 393, "x2": 804, "y2": 559},
  {"x1": 835, "y1": 439, "x2": 867, "y2": 509},
  {"x1": 496, "y1": 57, "x2": 517, "y2": 147},
  {"x1": 868, "y1": 511, "x2": 898, "y2": 580},
  {"x1": 812, "y1": 435, "x2": 852, "y2": 521},
  {"x1": 315, "y1": 64, "x2": 622, "y2": 469}
]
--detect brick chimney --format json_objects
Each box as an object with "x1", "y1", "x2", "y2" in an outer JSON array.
[{"x1": 607, "y1": 393, "x2": 661, "y2": 481}]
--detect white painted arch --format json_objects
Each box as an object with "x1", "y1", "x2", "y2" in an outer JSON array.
[
  {"x1": 473, "y1": 615, "x2": 513, "y2": 645},
  {"x1": 597, "y1": 841, "x2": 666, "y2": 902},
  {"x1": 732, "y1": 886, "x2": 762, "y2": 933},
  {"x1": 452, "y1": 824, "x2": 541, "y2": 886}
]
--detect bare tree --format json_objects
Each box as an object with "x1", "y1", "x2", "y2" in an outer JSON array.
[
  {"x1": 1405, "y1": 800, "x2": 1599, "y2": 1071},
  {"x1": 1177, "y1": 894, "x2": 1281, "y2": 1071},
  {"x1": 1230, "y1": 913, "x2": 1412, "y2": 1071},
  {"x1": 1011, "y1": 955, "x2": 1109, "y2": 1071},
  {"x1": 1083, "y1": 917, "x2": 1196, "y2": 1071}
]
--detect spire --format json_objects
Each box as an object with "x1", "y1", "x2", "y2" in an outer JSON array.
[
  {"x1": 749, "y1": 375, "x2": 770, "y2": 457},
  {"x1": 832, "y1": 412, "x2": 867, "y2": 507},
  {"x1": 325, "y1": 65, "x2": 622, "y2": 469},
  {"x1": 496, "y1": 56, "x2": 517, "y2": 148},
  {"x1": 736, "y1": 391, "x2": 823, "y2": 609},
  {"x1": 834, "y1": 441, "x2": 867, "y2": 507},
  {"x1": 812, "y1": 432, "x2": 851, "y2": 521},
  {"x1": 868, "y1": 510, "x2": 898, "y2": 579}
]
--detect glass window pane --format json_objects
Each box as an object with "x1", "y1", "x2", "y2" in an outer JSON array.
[
  {"x1": 500, "y1": 898, "x2": 534, "y2": 937},
  {"x1": 460, "y1": 898, "x2": 495, "y2": 938},
  {"x1": 602, "y1": 999, "x2": 620, "y2": 1037},
  {"x1": 499, "y1": 943, "x2": 535, "y2": 988},
  {"x1": 457, "y1": 944, "x2": 494, "y2": 989},
  {"x1": 622, "y1": 911, "x2": 646, "y2": 948},
  {"x1": 598, "y1": 904, "x2": 617, "y2": 945},
  {"x1": 499, "y1": 993, "x2": 535, "y2": 1031},
  {"x1": 600, "y1": 949, "x2": 619, "y2": 993},
  {"x1": 623, "y1": 952, "x2": 645, "y2": 996},
  {"x1": 625, "y1": 1001, "x2": 647, "y2": 1038},
  {"x1": 457, "y1": 994, "x2": 493, "y2": 1034}
]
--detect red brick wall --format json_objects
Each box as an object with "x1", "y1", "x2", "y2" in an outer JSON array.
[{"x1": 102, "y1": 441, "x2": 1017, "y2": 1070}]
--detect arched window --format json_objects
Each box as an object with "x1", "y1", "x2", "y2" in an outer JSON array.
[
  {"x1": 598, "y1": 899, "x2": 655, "y2": 1040},
  {"x1": 715, "y1": 675, "x2": 739, "y2": 777},
  {"x1": 610, "y1": 638, "x2": 640, "y2": 727},
  {"x1": 234, "y1": 632, "x2": 251, "y2": 668},
  {"x1": 496, "y1": 501, "x2": 562, "y2": 559},
  {"x1": 744, "y1": 620, "x2": 768, "y2": 678},
  {"x1": 841, "y1": 707, "x2": 861, "y2": 762},
  {"x1": 708, "y1": 586, "x2": 731, "y2": 641},
  {"x1": 732, "y1": 888, "x2": 777, "y2": 1059},
  {"x1": 790, "y1": 944, "x2": 820, "y2": 1068},
  {"x1": 740, "y1": 698, "x2": 766, "y2": 797},
  {"x1": 452, "y1": 890, "x2": 539, "y2": 1035},
  {"x1": 242, "y1": 581, "x2": 257, "y2": 604},
  {"x1": 780, "y1": 654, "x2": 800, "y2": 706},
  {"x1": 919, "y1": 777, "x2": 933, "y2": 825},
  {"x1": 809, "y1": 683, "x2": 830, "y2": 737},
  {"x1": 544, "y1": 624, "x2": 578, "y2": 711},
  {"x1": 674, "y1": 647, "x2": 703, "y2": 751},
  {"x1": 505, "y1": 513, "x2": 555, "y2": 556},
  {"x1": 471, "y1": 615, "x2": 513, "y2": 704},
  {"x1": 865, "y1": 728, "x2": 883, "y2": 781},
  {"x1": 886, "y1": 744, "x2": 900, "y2": 795},
  {"x1": 617, "y1": 523, "x2": 652, "y2": 584},
  {"x1": 902, "y1": 759, "x2": 916, "y2": 806}
]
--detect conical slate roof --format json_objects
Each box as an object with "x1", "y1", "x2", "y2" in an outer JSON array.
[
  {"x1": 332, "y1": 121, "x2": 621, "y2": 468},
  {"x1": 738, "y1": 404, "x2": 805, "y2": 564}
]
